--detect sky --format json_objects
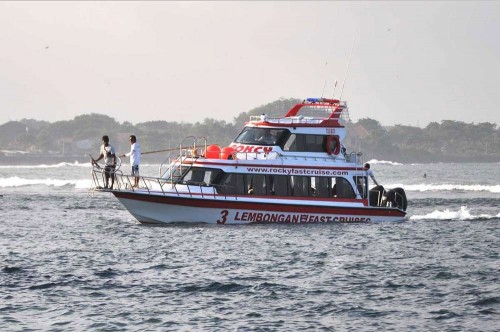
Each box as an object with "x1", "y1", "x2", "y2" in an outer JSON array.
[{"x1": 0, "y1": 1, "x2": 499, "y2": 127}]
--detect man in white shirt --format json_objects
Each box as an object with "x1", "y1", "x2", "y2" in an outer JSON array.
[
  {"x1": 121, "y1": 135, "x2": 141, "y2": 188},
  {"x1": 363, "y1": 163, "x2": 380, "y2": 186}
]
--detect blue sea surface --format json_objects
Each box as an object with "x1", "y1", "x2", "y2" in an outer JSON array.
[{"x1": 0, "y1": 162, "x2": 499, "y2": 331}]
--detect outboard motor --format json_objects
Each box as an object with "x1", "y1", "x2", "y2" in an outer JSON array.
[
  {"x1": 369, "y1": 185, "x2": 385, "y2": 207},
  {"x1": 384, "y1": 187, "x2": 408, "y2": 211}
]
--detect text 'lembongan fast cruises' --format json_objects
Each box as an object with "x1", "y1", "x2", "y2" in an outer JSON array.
[{"x1": 91, "y1": 98, "x2": 408, "y2": 224}]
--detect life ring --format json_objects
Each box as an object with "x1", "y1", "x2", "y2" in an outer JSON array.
[{"x1": 326, "y1": 135, "x2": 341, "y2": 155}]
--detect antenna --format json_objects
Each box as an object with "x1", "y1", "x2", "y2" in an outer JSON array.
[
  {"x1": 320, "y1": 80, "x2": 327, "y2": 99},
  {"x1": 332, "y1": 80, "x2": 338, "y2": 98},
  {"x1": 339, "y1": 33, "x2": 357, "y2": 101}
]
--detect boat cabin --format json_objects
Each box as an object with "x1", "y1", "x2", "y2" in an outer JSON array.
[
  {"x1": 161, "y1": 97, "x2": 370, "y2": 201},
  {"x1": 173, "y1": 164, "x2": 369, "y2": 200}
]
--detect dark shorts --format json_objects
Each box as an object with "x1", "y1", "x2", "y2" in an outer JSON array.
[
  {"x1": 131, "y1": 165, "x2": 139, "y2": 176},
  {"x1": 104, "y1": 165, "x2": 115, "y2": 175}
]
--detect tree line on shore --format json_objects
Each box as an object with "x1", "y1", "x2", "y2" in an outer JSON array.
[{"x1": 1, "y1": 98, "x2": 499, "y2": 163}]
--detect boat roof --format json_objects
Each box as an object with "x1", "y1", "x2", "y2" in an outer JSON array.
[{"x1": 247, "y1": 98, "x2": 348, "y2": 128}]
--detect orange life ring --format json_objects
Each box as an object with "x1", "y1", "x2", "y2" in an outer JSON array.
[{"x1": 326, "y1": 135, "x2": 341, "y2": 155}]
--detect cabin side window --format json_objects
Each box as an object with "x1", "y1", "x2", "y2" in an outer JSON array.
[
  {"x1": 283, "y1": 134, "x2": 328, "y2": 153},
  {"x1": 247, "y1": 174, "x2": 294, "y2": 195},
  {"x1": 333, "y1": 177, "x2": 356, "y2": 199},
  {"x1": 270, "y1": 175, "x2": 292, "y2": 196},
  {"x1": 312, "y1": 177, "x2": 331, "y2": 197},
  {"x1": 307, "y1": 135, "x2": 327, "y2": 152},
  {"x1": 247, "y1": 174, "x2": 267, "y2": 195},
  {"x1": 214, "y1": 172, "x2": 356, "y2": 199},
  {"x1": 291, "y1": 176, "x2": 313, "y2": 197},
  {"x1": 181, "y1": 167, "x2": 222, "y2": 186},
  {"x1": 354, "y1": 176, "x2": 368, "y2": 199},
  {"x1": 217, "y1": 173, "x2": 294, "y2": 196},
  {"x1": 218, "y1": 173, "x2": 247, "y2": 195}
]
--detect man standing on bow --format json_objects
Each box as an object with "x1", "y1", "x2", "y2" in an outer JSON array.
[
  {"x1": 121, "y1": 135, "x2": 141, "y2": 188},
  {"x1": 92, "y1": 135, "x2": 116, "y2": 189}
]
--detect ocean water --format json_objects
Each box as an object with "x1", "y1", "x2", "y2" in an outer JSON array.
[{"x1": 0, "y1": 161, "x2": 499, "y2": 331}]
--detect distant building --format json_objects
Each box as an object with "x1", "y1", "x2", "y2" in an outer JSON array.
[{"x1": 75, "y1": 139, "x2": 93, "y2": 150}]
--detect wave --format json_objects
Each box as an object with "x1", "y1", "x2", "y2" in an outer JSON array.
[
  {"x1": 366, "y1": 159, "x2": 403, "y2": 166},
  {"x1": 0, "y1": 161, "x2": 92, "y2": 169},
  {"x1": 0, "y1": 162, "x2": 163, "y2": 169},
  {"x1": 410, "y1": 206, "x2": 500, "y2": 221},
  {"x1": 0, "y1": 176, "x2": 91, "y2": 189},
  {"x1": 385, "y1": 183, "x2": 500, "y2": 193}
]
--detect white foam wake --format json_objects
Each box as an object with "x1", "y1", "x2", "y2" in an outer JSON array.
[
  {"x1": 384, "y1": 183, "x2": 500, "y2": 193},
  {"x1": 366, "y1": 159, "x2": 403, "y2": 166},
  {"x1": 410, "y1": 206, "x2": 500, "y2": 220},
  {"x1": 0, "y1": 176, "x2": 92, "y2": 189},
  {"x1": 0, "y1": 162, "x2": 161, "y2": 169},
  {"x1": 0, "y1": 161, "x2": 92, "y2": 169}
]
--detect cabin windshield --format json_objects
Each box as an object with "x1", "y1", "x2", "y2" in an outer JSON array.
[
  {"x1": 284, "y1": 134, "x2": 329, "y2": 153},
  {"x1": 234, "y1": 128, "x2": 288, "y2": 146}
]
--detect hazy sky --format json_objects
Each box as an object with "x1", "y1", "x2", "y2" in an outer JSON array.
[{"x1": 1, "y1": 1, "x2": 499, "y2": 127}]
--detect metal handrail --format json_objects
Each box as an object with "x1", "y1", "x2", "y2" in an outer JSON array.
[
  {"x1": 249, "y1": 116, "x2": 327, "y2": 125},
  {"x1": 379, "y1": 190, "x2": 404, "y2": 210},
  {"x1": 90, "y1": 156, "x2": 122, "y2": 189},
  {"x1": 158, "y1": 136, "x2": 208, "y2": 178},
  {"x1": 233, "y1": 151, "x2": 281, "y2": 160},
  {"x1": 91, "y1": 166, "x2": 233, "y2": 198},
  {"x1": 159, "y1": 136, "x2": 194, "y2": 177}
]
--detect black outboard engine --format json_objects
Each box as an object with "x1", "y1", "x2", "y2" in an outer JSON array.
[
  {"x1": 369, "y1": 185, "x2": 385, "y2": 207},
  {"x1": 384, "y1": 187, "x2": 408, "y2": 211}
]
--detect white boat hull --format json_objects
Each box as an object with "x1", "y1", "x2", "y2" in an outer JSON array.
[{"x1": 113, "y1": 191, "x2": 406, "y2": 224}]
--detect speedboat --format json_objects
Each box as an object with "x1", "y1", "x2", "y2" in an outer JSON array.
[{"x1": 91, "y1": 98, "x2": 407, "y2": 224}]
